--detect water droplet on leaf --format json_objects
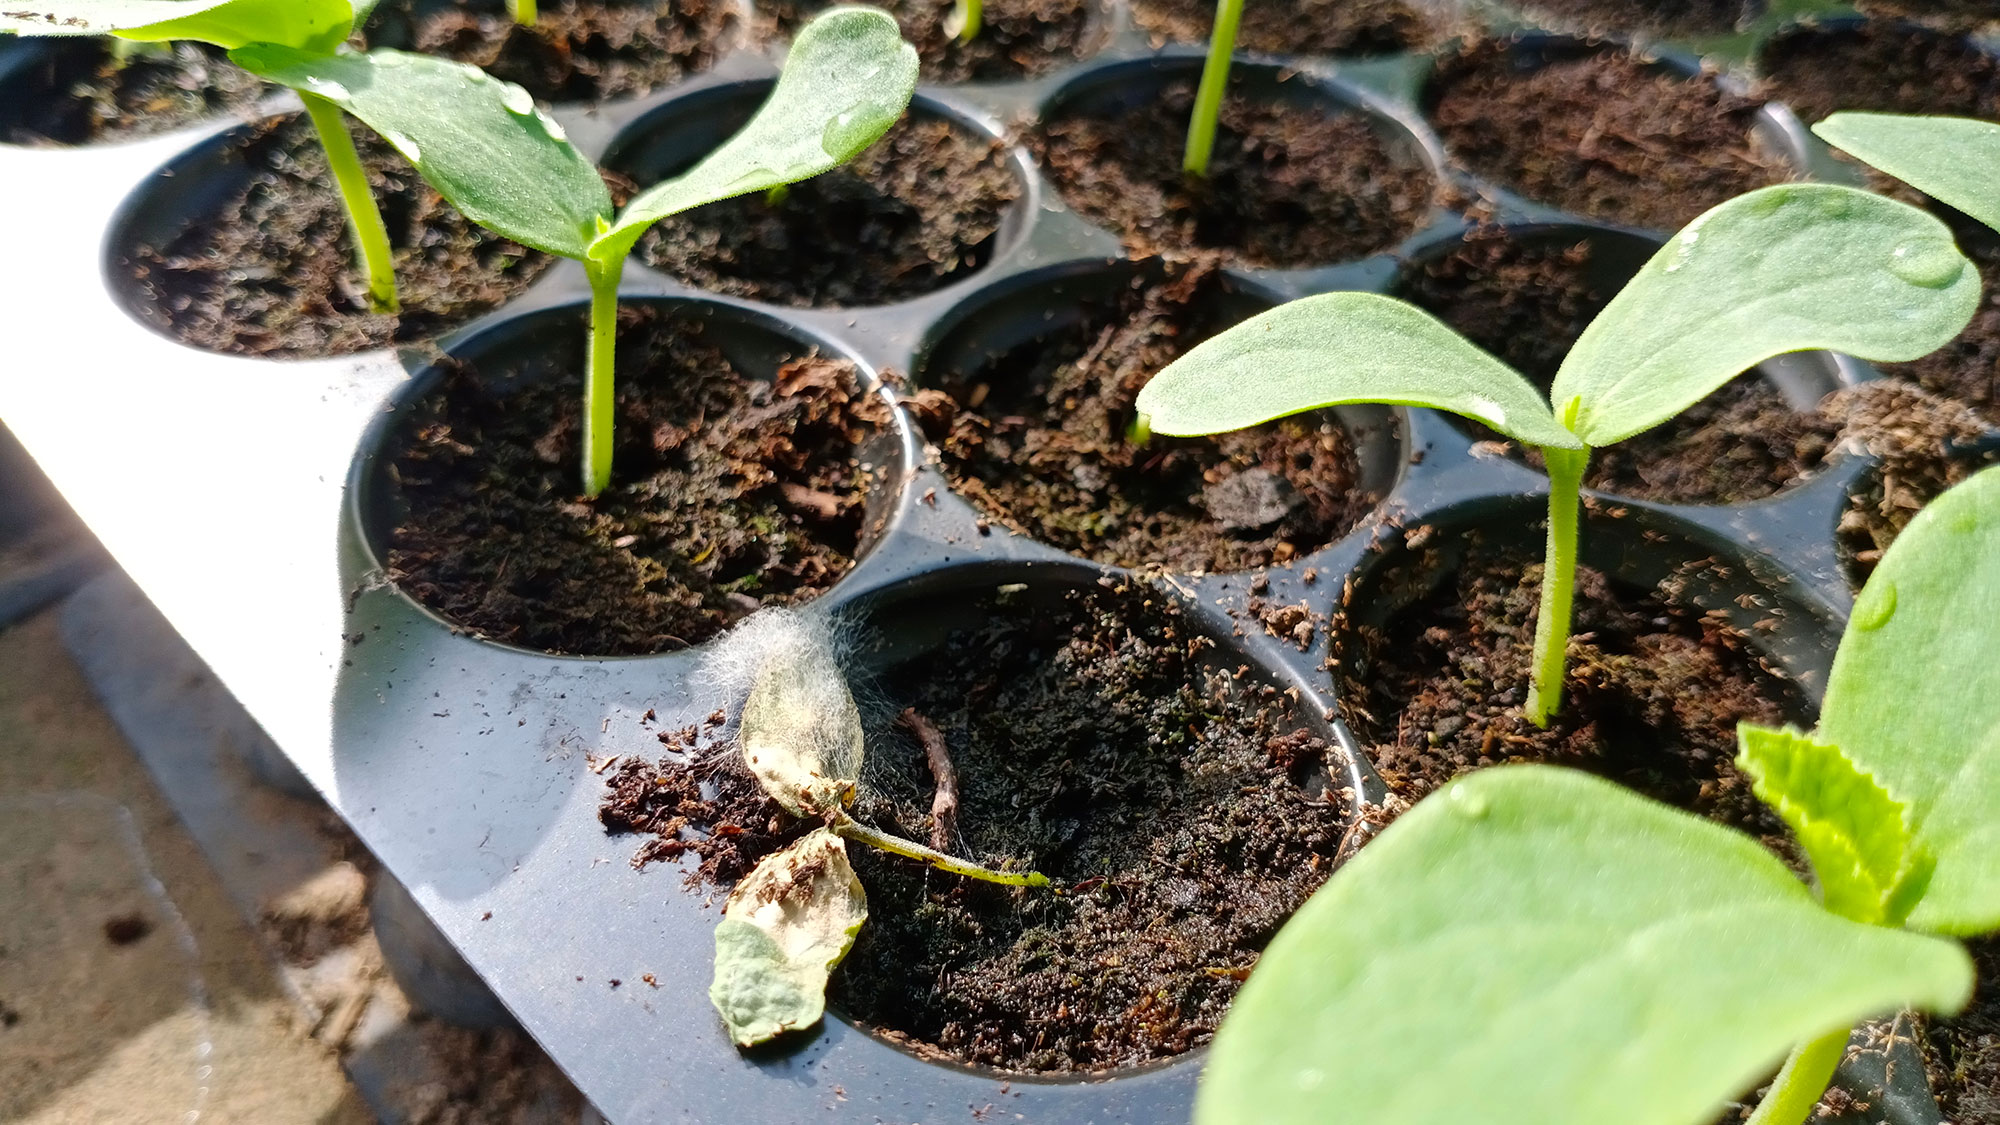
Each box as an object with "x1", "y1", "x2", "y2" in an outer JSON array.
[
  {"x1": 1853, "y1": 581, "x2": 1897, "y2": 631},
  {"x1": 305, "y1": 77, "x2": 350, "y2": 100},
  {"x1": 820, "y1": 107, "x2": 879, "y2": 159},
  {"x1": 536, "y1": 111, "x2": 567, "y2": 143},
  {"x1": 502, "y1": 84, "x2": 535, "y2": 115},
  {"x1": 1888, "y1": 240, "x2": 1965, "y2": 289},
  {"x1": 383, "y1": 131, "x2": 420, "y2": 163},
  {"x1": 1447, "y1": 784, "x2": 1489, "y2": 819},
  {"x1": 1296, "y1": 1068, "x2": 1326, "y2": 1091}
]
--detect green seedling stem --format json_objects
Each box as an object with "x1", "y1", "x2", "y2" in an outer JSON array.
[
  {"x1": 1525, "y1": 444, "x2": 1585, "y2": 724},
  {"x1": 1743, "y1": 1027, "x2": 1850, "y2": 1125},
  {"x1": 1182, "y1": 0, "x2": 1243, "y2": 177},
  {"x1": 950, "y1": 0, "x2": 981, "y2": 41},
  {"x1": 300, "y1": 91, "x2": 399, "y2": 314},
  {"x1": 509, "y1": 0, "x2": 536, "y2": 22},
  {"x1": 583, "y1": 257, "x2": 624, "y2": 498}
]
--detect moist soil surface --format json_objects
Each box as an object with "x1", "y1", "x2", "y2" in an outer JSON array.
[
  {"x1": 1429, "y1": 44, "x2": 1791, "y2": 231},
  {"x1": 1401, "y1": 228, "x2": 1838, "y2": 503},
  {"x1": 1334, "y1": 534, "x2": 1801, "y2": 854},
  {"x1": 1039, "y1": 78, "x2": 1435, "y2": 268},
  {"x1": 757, "y1": 0, "x2": 1098, "y2": 82},
  {"x1": 1925, "y1": 935, "x2": 2000, "y2": 1123},
  {"x1": 1130, "y1": 0, "x2": 1445, "y2": 56},
  {"x1": 911, "y1": 264, "x2": 1380, "y2": 571},
  {"x1": 361, "y1": 0, "x2": 735, "y2": 104},
  {"x1": 636, "y1": 117, "x2": 1020, "y2": 308},
  {"x1": 121, "y1": 112, "x2": 550, "y2": 358},
  {"x1": 600, "y1": 584, "x2": 1353, "y2": 1072},
  {"x1": 1513, "y1": 0, "x2": 1760, "y2": 38},
  {"x1": 381, "y1": 305, "x2": 886, "y2": 655},
  {"x1": 1826, "y1": 381, "x2": 1997, "y2": 582},
  {"x1": 0, "y1": 40, "x2": 265, "y2": 146},
  {"x1": 1757, "y1": 23, "x2": 2000, "y2": 124}
]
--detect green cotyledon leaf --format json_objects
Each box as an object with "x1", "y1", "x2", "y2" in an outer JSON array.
[
  {"x1": 1735, "y1": 724, "x2": 1933, "y2": 926},
  {"x1": 0, "y1": 0, "x2": 354, "y2": 53},
  {"x1": 1195, "y1": 765, "x2": 1973, "y2": 1125},
  {"x1": 709, "y1": 828, "x2": 868, "y2": 1047},
  {"x1": 1815, "y1": 113, "x2": 2000, "y2": 237}
]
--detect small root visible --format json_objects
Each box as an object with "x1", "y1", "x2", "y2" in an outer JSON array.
[{"x1": 899, "y1": 707, "x2": 959, "y2": 852}]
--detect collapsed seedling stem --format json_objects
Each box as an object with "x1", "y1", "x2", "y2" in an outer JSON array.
[{"x1": 832, "y1": 813, "x2": 1048, "y2": 887}]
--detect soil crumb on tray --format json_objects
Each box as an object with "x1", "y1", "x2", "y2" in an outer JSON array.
[
  {"x1": 912, "y1": 264, "x2": 1380, "y2": 571},
  {"x1": 0, "y1": 40, "x2": 265, "y2": 146},
  {"x1": 1428, "y1": 43, "x2": 1792, "y2": 231},
  {"x1": 382, "y1": 305, "x2": 887, "y2": 655},
  {"x1": 1130, "y1": 0, "x2": 1445, "y2": 56},
  {"x1": 637, "y1": 117, "x2": 1020, "y2": 308},
  {"x1": 600, "y1": 585, "x2": 1354, "y2": 1072},
  {"x1": 120, "y1": 113, "x2": 551, "y2": 358},
  {"x1": 361, "y1": 0, "x2": 736, "y2": 104},
  {"x1": 1926, "y1": 935, "x2": 2000, "y2": 1123},
  {"x1": 1515, "y1": 0, "x2": 1760, "y2": 38},
  {"x1": 1757, "y1": 23, "x2": 2000, "y2": 124},
  {"x1": 1038, "y1": 77, "x2": 1435, "y2": 267},
  {"x1": 758, "y1": 0, "x2": 1098, "y2": 82}
]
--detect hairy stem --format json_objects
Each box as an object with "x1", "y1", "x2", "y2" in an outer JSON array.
[
  {"x1": 509, "y1": 0, "x2": 536, "y2": 23},
  {"x1": 582, "y1": 256, "x2": 624, "y2": 499},
  {"x1": 833, "y1": 814, "x2": 1048, "y2": 887},
  {"x1": 1744, "y1": 1026, "x2": 1850, "y2": 1125},
  {"x1": 1182, "y1": 0, "x2": 1244, "y2": 177},
  {"x1": 1524, "y1": 444, "x2": 1588, "y2": 727},
  {"x1": 950, "y1": 0, "x2": 981, "y2": 41},
  {"x1": 301, "y1": 92, "x2": 398, "y2": 315}
]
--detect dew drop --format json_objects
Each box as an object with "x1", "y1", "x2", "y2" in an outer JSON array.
[
  {"x1": 372, "y1": 50, "x2": 411, "y2": 67},
  {"x1": 820, "y1": 106, "x2": 877, "y2": 158},
  {"x1": 1447, "y1": 783, "x2": 1489, "y2": 819},
  {"x1": 1296, "y1": 1068, "x2": 1326, "y2": 1091},
  {"x1": 1853, "y1": 581, "x2": 1897, "y2": 632},
  {"x1": 305, "y1": 77, "x2": 350, "y2": 100},
  {"x1": 1888, "y1": 240, "x2": 1966, "y2": 289},
  {"x1": 537, "y1": 110, "x2": 567, "y2": 143},
  {"x1": 384, "y1": 132, "x2": 420, "y2": 163},
  {"x1": 502, "y1": 84, "x2": 535, "y2": 115}
]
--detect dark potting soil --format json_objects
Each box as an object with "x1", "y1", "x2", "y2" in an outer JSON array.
[
  {"x1": 600, "y1": 584, "x2": 1353, "y2": 1072},
  {"x1": 0, "y1": 40, "x2": 265, "y2": 147},
  {"x1": 1129, "y1": 0, "x2": 1446, "y2": 56},
  {"x1": 1333, "y1": 535, "x2": 1800, "y2": 852},
  {"x1": 360, "y1": 0, "x2": 735, "y2": 104},
  {"x1": 1757, "y1": 23, "x2": 2000, "y2": 124},
  {"x1": 1925, "y1": 935, "x2": 2000, "y2": 1123},
  {"x1": 756, "y1": 0, "x2": 1098, "y2": 83},
  {"x1": 1428, "y1": 44, "x2": 1791, "y2": 232},
  {"x1": 911, "y1": 265, "x2": 1379, "y2": 571},
  {"x1": 121, "y1": 113, "x2": 550, "y2": 358},
  {"x1": 1512, "y1": 0, "x2": 1760, "y2": 38},
  {"x1": 1038, "y1": 79, "x2": 1435, "y2": 268},
  {"x1": 635, "y1": 117, "x2": 1020, "y2": 308},
  {"x1": 1826, "y1": 381, "x2": 1997, "y2": 581},
  {"x1": 381, "y1": 306, "x2": 887, "y2": 655}
]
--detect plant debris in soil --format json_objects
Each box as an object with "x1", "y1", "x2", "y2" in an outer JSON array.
[
  {"x1": 1827, "y1": 380, "x2": 1998, "y2": 580},
  {"x1": 382, "y1": 305, "x2": 887, "y2": 655},
  {"x1": 0, "y1": 39, "x2": 265, "y2": 146},
  {"x1": 636, "y1": 117, "x2": 1020, "y2": 308},
  {"x1": 1925, "y1": 935, "x2": 2000, "y2": 1124},
  {"x1": 1757, "y1": 23, "x2": 2000, "y2": 125},
  {"x1": 1514, "y1": 0, "x2": 1761, "y2": 38},
  {"x1": 600, "y1": 584, "x2": 1354, "y2": 1072},
  {"x1": 1428, "y1": 43, "x2": 1792, "y2": 232},
  {"x1": 909, "y1": 263, "x2": 1379, "y2": 571},
  {"x1": 361, "y1": 0, "x2": 736, "y2": 104},
  {"x1": 757, "y1": 0, "x2": 1098, "y2": 82},
  {"x1": 1038, "y1": 77, "x2": 1435, "y2": 268},
  {"x1": 1333, "y1": 534, "x2": 1802, "y2": 857},
  {"x1": 1130, "y1": 0, "x2": 1446, "y2": 56},
  {"x1": 120, "y1": 112, "x2": 551, "y2": 358}
]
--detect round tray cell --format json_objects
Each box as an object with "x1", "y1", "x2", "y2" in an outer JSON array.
[
  {"x1": 0, "y1": 36, "x2": 265, "y2": 148},
  {"x1": 911, "y1": 259, "x2": 1401, "y2": 572},
  {"x1": 106, "y1": 111, "x2": 553, "y2": 358},
  {"x1": 1128, "y1": 0, "x2": 1453, "y2": 57},
  {"x1": 1394, "y1": 222, "x2": 1846, "y2": 505},
  {"x1": 1511, "y1": 0, "x2": 1763, "y2": 41},
  {"x1": 1758, "y1": 19, "x2": 2000, "y2": 126},
  {"x1": 1037, "y1": 59, "x2": 1440, "y2": 269},
  {"x1": 351, "y1": 297, "x2": 908, "y2": 656},
  {"x1": 1424, "y1": 36, "x2": 1802, "y2": 233},
  {"x1": 753, "y1": 0, "x2": 1109, "y2": 83},
  {"x1": 604, "y1": 84, "x2": 1028, "y2": 309},
  {"x1": 359, "y1": 0, "x2": 740, "y2": 105}
]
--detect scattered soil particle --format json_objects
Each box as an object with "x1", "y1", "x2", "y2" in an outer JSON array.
[
  {"x1": 361, "y1": 0, "x2": 736, "y2": 104},
  {"x1": 602, "y1": 584, "x2": 1353, "y2": 1072},
  {"x1": 913, "y1": 264, "x2": 1379, "y2": 571},
  {"x1": 1879, "y1": 244, "x2": 2000, "y2": 426},
  {"x1": 1925, "y1": 935, "x2": 2000, "y2": 1124},
  {"x1": 1827, "y1": 381, "x2": 1997, "y2": 581},
  {"x1": 1333, "y1": 534, "x2": 1802, "y2": 855},
  {"x1": 1428, "y1": 43, "x2": 1792, "y2": 231},
  {"x1": 1513, "y1": 0, "x2": 1761, "y2": 38},
  {"x1": 1038, "y1": 76, "x2": 1435, "y2": 268},
  {"x1": 383, "y1": 305, "x2": 887, "y2": 655},
  {"x1": 0, "y1": 1002, "x2": 17, "y2": 1029},
  {"x1": 101, "y1": 914, "x2": 152, "y2": 946},
  {"x1": 1757, "y1": 22, "x2": 2000, "y2": 124},
  {"x1": 637, "y1": 117, "x2": 1020, "y2": 308},
  {"x1": 757, "y1": 0, "x2": 1099, "y2": 82},
  {"x1": 1130, "y1": 0, "x2": 1447, "y2": 56},
  {"x1": 120, "y1": 112, "x2": 551, "y2": 358},
  {"x1": 0, "y1": 39, "x2": 265, "y2": 146}
]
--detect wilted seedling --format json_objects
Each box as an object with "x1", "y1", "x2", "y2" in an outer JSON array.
[
  {"x1": 707, "y1": 609, "x2": 1047, "y2": 1047},
  {"x1": 1813, "y1": 112, "x2": 2000, "y2": 238},
  {"x1": 1135, "y1": 183, "x2": 1979, "y2": 726},
  {"x1": 1190, "y1": 460, "x2": 2000, "y2": 1125},
  {"x1": 1181, "y1": 0, "x2": 1243, "y2": 177}
]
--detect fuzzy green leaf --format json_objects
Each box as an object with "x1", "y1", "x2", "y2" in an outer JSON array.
[
  {"x1": 709, "y1": 828, "x2": 868, "y2": 1047},
  {"x1": 229, "y1": 46, "x2": 612, "y2": 260},
  {"x1": 0, "y1": 0, "x2": 353, "y2": 52},
  {"x1": 1815, "y1": 113, "x2": 2000, "y2": 236},
  {"x1": 1133, "y1": 292, "x2": 1578, "y2": 449},
  {"x1": 1818, "y1": 463, "x2": 2000, "y2": 935},
  {"x1": 587, "y1": 6, "x2": 918, "y2": 265},
  {"x1": 1735, "y1": 724, "x2": 1933, "y2": 925},
  {"x1": 1197, "y1": 766, "x2": 1973, "y2": 1125},
  {"x1": 1552, "y1": 184, "x2": 1979, "y2": 446}
]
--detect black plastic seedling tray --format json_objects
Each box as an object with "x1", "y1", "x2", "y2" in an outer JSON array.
[{"x1": 0, "y1": 0, "x2": 1986, "y2": 1121}]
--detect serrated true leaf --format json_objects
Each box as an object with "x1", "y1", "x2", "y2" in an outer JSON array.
[
  {"x1": 587, "y1": 6, "x2": 918, "y2": 264},
  {"x1": 0, "y1": 0, "x2": 353, "y2": 52},
  {"x1": 1197, "y1": 766, "x2": 1973, "y2": 1125},
  {"x1": 229, "y1": 45, "x2": 611, "y2": 259},
  {"x1": 1814, "y1": 113, "x2": 2000, "y2": 237},
  {"x1": 709, "y1": 828, "x2": 868, "y2": 1047},
  {"x1": 1133, "y1": 292, "x2": 1578, "y2": 449},
  {"x1": 1735, "y1": 723, "x2": 1933, "y2": 925},
  {"x1": 738, "y1": 612, "x2": 863, "y2": 818},
  {"x1": 1818, "y1": 463, "x2": 2000, "y2": 935},
  {"x1": 1551, "y1": 184, "x2": 1979, "y2": 446}
]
